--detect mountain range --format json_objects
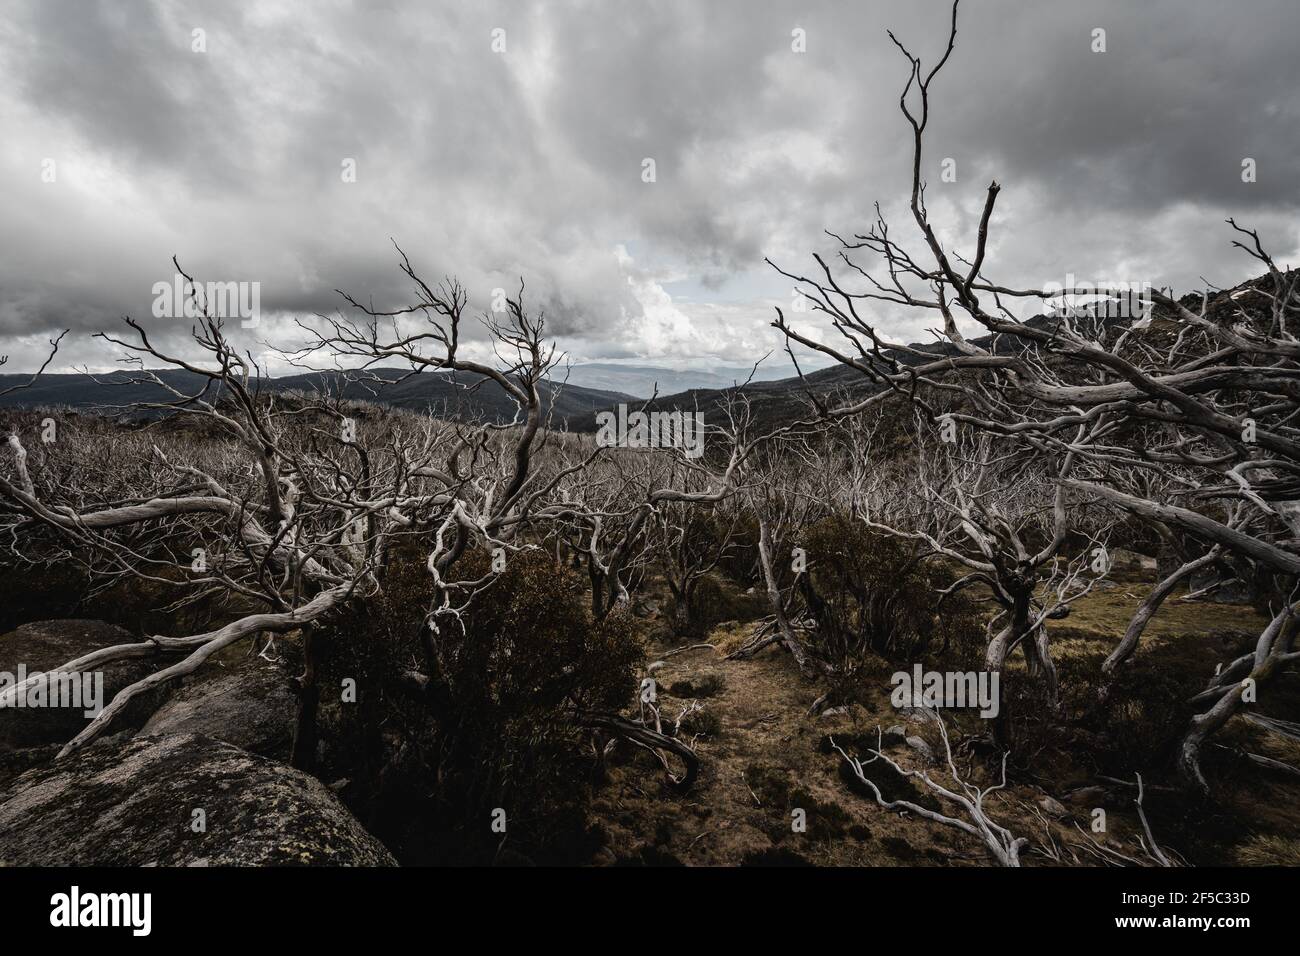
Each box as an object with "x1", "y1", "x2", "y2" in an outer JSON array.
[
  {"x1": 0, "y1": 334, "x2": 1049, "y2": 433},
  {"x1": 557, "y1": 362, "x2": 798, "y2": 397},
  {"x1": 0, "y1": 279, "x2": 1258, "y2": 432},
  {"x1": 0, "y1": 367, "x2": 633, "y2": 428}
]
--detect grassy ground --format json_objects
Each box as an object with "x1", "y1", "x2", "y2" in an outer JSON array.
[{"x1": 592, "y1": 577, "x2": 1300, "y2": 866}]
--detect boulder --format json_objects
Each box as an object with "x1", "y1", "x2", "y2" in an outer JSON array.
[
  {"x1": 1109, "y1": 549, "x2": 1157, "y2": 574},
  {"x1": 904, "y1": 735, "x2": 936, "y2": 764},
  {"x1": 139, "y1": 657, "x2": 297, "y2": 760},
  {"x1": 1037, "y1": 794, "x2": 1069, "y2": 818},
  {"x1": 881, "y1": 724, "x2": 908, "y2": 748},
  {"x1": 1186, "y1": 564, "x2": 1257, "y2": 604},
  {"x1": 0, "y1": 742, "x2": 59, "y2": 792},
  {"x1": 0, "y1": 619, "x2": 160, "y2": 750},
  {"x1": 1155, "y1": 548, "x2": 1257, "y2": 604},
  {"x1": 0, "y1": 733, "x2": 395, "y2": 866},
  {"x1": 632, "y1": 597, "x2": 662, "y2": 620},
  {"x1": 896, "y1": 706, "x2": 940, "y2": 726}
]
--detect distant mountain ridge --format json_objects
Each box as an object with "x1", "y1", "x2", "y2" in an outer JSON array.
[
  {"x1": 585, "y1": 312, "x2": 1128, "y2": 430},
  {"x1": 588, "y1": 274, "x2": 1282, "y2": 430},
  {"x1": 560, "y1": 363, "x2": 797, "y2": 398},
  {"x1": 1, "y1": 281, "x2": 1252, "y2": 432},
  {"x1": 0, "y1": 327, "x2": 1058, "y2": 432},
  {"x1": 0, "y1": 367, "x2": 635, "y2": 427},
  {"x1": 0, "y1": 360, "x2": 807, "y2": 427}
]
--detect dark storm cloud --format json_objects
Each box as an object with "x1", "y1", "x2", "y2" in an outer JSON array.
[
  {"x1": 12, "y1": 2, "x2": 236, "y2": 178},
  {"x1": 1, "y1": 0, "x2": 1297, "y2": 372}
]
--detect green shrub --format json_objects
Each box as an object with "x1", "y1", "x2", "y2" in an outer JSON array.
[
  {"x1": 671, "y1": 573, "x2": 768, "y2": 635},
  {"x1": 321, "y1": 546, "x2": 641, "y2": 864},
  {"x1": 667, "y1": 673, "x2": 725, "y2": 699},
  {"x1": 798, "y1": 515, "x2": 983, "y2": 670}
]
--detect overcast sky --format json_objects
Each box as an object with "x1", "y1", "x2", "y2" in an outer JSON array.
[{"x1": 1, "y1": 0, "x2": 1298, "y2": 375}]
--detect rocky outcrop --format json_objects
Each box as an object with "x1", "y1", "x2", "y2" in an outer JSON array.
[
  {"x1": 0, "y1": 733, "x2": 395, "y2": 866},
  {"x1": 1108, "y1": 548, "x2": 1157, "y2": 574},
  {"x1": 139, "y1": 657, "x2": 297, "y2": 760},
  {"x1": 0, "y1": 619, "x2": 161, "y2": 749}
]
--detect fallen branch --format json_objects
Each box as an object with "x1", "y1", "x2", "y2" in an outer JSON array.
[
  {"x1": 831, "y1": 711, "x2": 1027, "y2": 866},
  {"x1": 578, "y1": 712, "x2": 700, "y2": 792},
  {"x1": 663, "y1": 642, "x2": 717, "y2": 658}
]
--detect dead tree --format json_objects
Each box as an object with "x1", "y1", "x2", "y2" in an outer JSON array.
[
  {"x1": 651, "y1": 465, "x2": 741, "y2": 634},
  {"x1": 0, "y1": 252, "x2": 740, "y2": 797},
  {"x1": 832, "y1": 712, "x2": 1027, "y2": 866},
  {"x1": 846, "y1": 420, "x2": 1107, "y2": 714},
  {"x1": 0, "y1": 331, "x2": 67, "y2": 400},
  {"x1": 548, "y1": 390, "x2": 756, "y2": 622},
  {"x1": 724, "y1": 431, "x2": 826, "y2": 677},
  {"x1": 769, "y1": 0, "x2": 1300, "y2": 795},
  {"x1": 1, "y1": 272, "x2": 384, "y2": 760}
]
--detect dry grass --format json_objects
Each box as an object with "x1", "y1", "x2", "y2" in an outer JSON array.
[
  {"x1": 593, "y1": 634, "x2": 1097, "y2": 866},
  {"x1": 1234, "y1": 834, "x2": 1300, "y2": 866}
]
